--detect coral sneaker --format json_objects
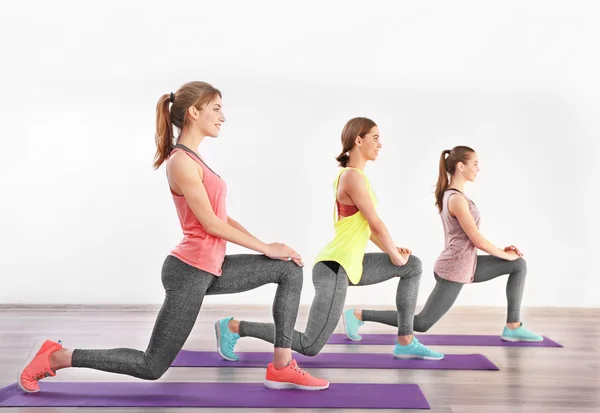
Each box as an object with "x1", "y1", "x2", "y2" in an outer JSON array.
[
  {"x1": 18, "y1": 338, "x2": 62, "y2": 393},
  {"x1": 264, "y1": 359, "x2": 329, "y2": 391}
]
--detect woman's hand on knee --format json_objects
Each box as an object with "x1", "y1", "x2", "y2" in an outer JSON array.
[
  {"x1": 504, "y1": 245, "x2": 524, "y2": 258},
  {"x1": 264, "y1": 242, "x2": 304, "y2": 267}
]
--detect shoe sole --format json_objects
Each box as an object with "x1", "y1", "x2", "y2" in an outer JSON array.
[
  {"x1": 501, "y1": 335, "x2": 544, "y2": 342},
  {"x1": 342, "y1": 312, "x2": 362, "y2": 342},
  {"x1": 214, "y1": 320, "x2": 238, "y2": 362},
  {"x1": 17, "y1": 336, "x2": 48, "y2": 393},
  {"x1": 393, "y1": 354, "x2": 444, "y2": 361},
  {"x1": 264, "y1": 380, "x2": 329, "y2": 391}
]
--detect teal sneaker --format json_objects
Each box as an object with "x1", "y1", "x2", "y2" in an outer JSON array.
[
  {"x1": 393, "y1": 336, "x2": 444, "y2": 360},
  {"x1": 501, "y1": 323, "x2": 543, "y2": 342},
  {"x1": 214, "y1": 317, "x2": 240, "y2": 361},
  {"x1": 342, "y1": 308, "x2": 364, "y2": 341}
]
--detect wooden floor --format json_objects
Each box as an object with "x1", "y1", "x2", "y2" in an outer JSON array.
[{"x1": 0, "y1": 305, "x2": 598, "y2": 412}]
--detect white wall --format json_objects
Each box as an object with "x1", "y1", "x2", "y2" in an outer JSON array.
[{"x1": 1, "y1": 1, "x2": 598, "y2": 307}]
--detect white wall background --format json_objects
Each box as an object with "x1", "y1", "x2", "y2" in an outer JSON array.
[{"x1": 1, "y1": 1, "x2": 598, "y2": 307}]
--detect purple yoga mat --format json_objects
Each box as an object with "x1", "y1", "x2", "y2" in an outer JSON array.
[
  {"x1": 327, "y1": 334, "x2": 563, "y2": 347},
  {"x1": 0, "y1": 382, "x2": 430, "y2": 409},
  {"x1": 172, "y1": 351, "x2": 498, "y2": 370}
]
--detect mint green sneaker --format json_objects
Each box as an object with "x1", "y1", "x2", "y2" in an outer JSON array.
[
  {"x1": 214, "y1": 317, "x2": 240, "y2": 361},
  {"x1": 393, "y1": 336, "x2": 444, "y2": 360},
  {"x1": 342, "y1": 308, "x2": 364, "y2": 341},
  {"x1": 501, "y1": 323, "x2": 543, "y2": 342}
]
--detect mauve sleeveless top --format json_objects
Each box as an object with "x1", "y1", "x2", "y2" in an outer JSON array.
[{"x1": 433, "y1": 189, "x2": 480, "y2": 283}]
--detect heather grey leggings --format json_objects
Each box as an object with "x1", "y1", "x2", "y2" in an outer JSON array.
[
  {"x1": 238, "y1": 253, "x2": 422, "y2": 356},
  {"x1": 362, "y1": 256, "x2": 527, "y2": 332},
  {"x1": 71, "y1": 254, "x2": 302, "y2": 380}
]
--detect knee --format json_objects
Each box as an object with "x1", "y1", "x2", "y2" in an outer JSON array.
[
  {"x1": 141, "y1": 363, "x2": 168, "y2": 381},
  {"x1": 400, "y1": 255, "x2": 422, "y2": 279},
  {"x1": 300, "y1": 344, "x2": 323, "y2": 357},
  {"x1": 279, "y1": 262, "x2": 304, "y2": 287},
  {"x1": 513, "y1": 257, "x2": 527, "y2": 273},
  {"x1": 413, "y1": 315, "x2": 431, "y2": 333}
]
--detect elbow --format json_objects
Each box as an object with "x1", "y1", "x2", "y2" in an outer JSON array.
[
  {"x1": 471, "y1": 236, "x2": 485, "y2": 250},
  {"x1": 203, "y1": 218, "x2": 221, "y2": 236}
]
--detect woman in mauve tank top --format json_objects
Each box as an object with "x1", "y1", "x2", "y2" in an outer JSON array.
[{"x1": 348, "y1": 146, "x2": 543, "y2": 343}]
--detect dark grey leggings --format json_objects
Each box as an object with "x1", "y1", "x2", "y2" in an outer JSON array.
[
  {"x1": 71, "y1": 254, "x2": 302, "y2": 380},
  {"x1": 362, "y1": 256, "x2": 527, "y2": 332},
  {"x1": 238, "y1": 253, "x2": 422, "y2": 356}
]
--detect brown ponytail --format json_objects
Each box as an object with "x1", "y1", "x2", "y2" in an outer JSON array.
[
  {"x1": 434, "y1": 146, "x2": 475, "y2": 212},
  {"x1": 153, "y1": 94, "x2": 174, "y2": 169},
  {"x1": 336, "y1": 117, "x2": 377, "y2": 167},
  {"x1": 153, "y1": 81, "x2": 222, "y2": 169}
]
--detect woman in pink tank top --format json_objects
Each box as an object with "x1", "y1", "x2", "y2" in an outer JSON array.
[
  {"x1": 345, "y1": 146, "x2": 544, "y2": 342},
  {"x1": 17, "y1": 81, "x2": 328, "y2": 394}
]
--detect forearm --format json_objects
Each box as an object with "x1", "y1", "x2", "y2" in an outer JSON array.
[
  {"x1": 369, "y1": 233, "x2": 386, "y2": 252},
  {"x1": 370, "y1": 221, "x2": 403, "y2": 261},
  {"x1": 227, "y1": 217, "x2": 258, "y2": 239},
  {"x1": 209, "y1": 219, "x2": 267, "y2": 253},
  {"x1": 474, "y1": 236, "x2": 514, "y2": 260}
]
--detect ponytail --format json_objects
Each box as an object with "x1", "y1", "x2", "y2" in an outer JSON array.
[
  {"x1": 435, "y1": 150, "x2": 451, "y2": 212},
  {"x1": 336, "y1": 151, "x2": 350, "y2": 167},
  {"x1": 434, "y1": 146, "x2": 475, "y2": 212},
  {"x1": 153, "y1": 93, "x2": 174, "y2": 169}
]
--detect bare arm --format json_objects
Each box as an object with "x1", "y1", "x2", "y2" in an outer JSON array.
[
  {"x1": 342, "y1": 170, "x2": 407, "y2": 266},
  {"x1": 449, "y1": 195, "x2": 519, "y2": 261},
  {"x1": 227, "y1": 216, "x2": 258, "y2": 240},
  {"x1": 167, "y1": 153, "x2": 301, "y2": 263},
  {"x1": 369, "y1": 233, "x2": 386, "y2": 251}
]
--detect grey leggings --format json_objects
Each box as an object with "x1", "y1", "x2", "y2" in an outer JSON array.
[
  {"x1": 362, "y1": 255, "x2": 527, "y2": 332},
  {"x1": 238, "y1": 253, "x2": 422, "y2": 356},
  {"x1": 71, "y1": 254, "x2": 302, "y2": 380}
]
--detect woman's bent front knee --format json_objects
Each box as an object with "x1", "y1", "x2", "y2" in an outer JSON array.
[
  {"x1": 278, "y1": 261, "x2": 304, "y2": 288},
  {"x1": 400, "y1": 255, "x2": 423, "y2": 278},
  {"x1": 513, "y1": 257, "x2": 527, "y2": 273}
]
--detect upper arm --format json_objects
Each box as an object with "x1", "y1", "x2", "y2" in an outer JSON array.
[
  {"x1": 340, "y1": 170, "x2": 381, "y2": 227},
  {"x1": 448, "y1": 194, "x2": 481, "y2": 245},
  {"x1": 167, "y1": 153, "x2": 218, "y2": 230}
]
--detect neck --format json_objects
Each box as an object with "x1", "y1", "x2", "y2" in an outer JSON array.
[
  {"x1": 346, "y1": 155, "x2": 367, "y2": 171},
  {"x1": 177, "y1": 128, "x2": 206, "y2": 153},
  {"x1": 448, "y1": 175, "x2": 467, "y2": 192}
]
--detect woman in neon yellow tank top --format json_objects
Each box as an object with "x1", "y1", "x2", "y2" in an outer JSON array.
[{"x1": 215, "y1": 117, "x2": 444, "y2": 360}]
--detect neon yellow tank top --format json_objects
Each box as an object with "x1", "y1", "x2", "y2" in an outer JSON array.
[{"x1": 314, "y1": 168, "x2": 378, "y2": 284}]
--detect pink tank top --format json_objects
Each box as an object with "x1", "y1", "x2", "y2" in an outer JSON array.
[
  {"x1": 168, "y1": 145, "x2": 227, "y2": 276},
  {"x1": 433, "y1": 189, "x2": 480, "y2": 283}
]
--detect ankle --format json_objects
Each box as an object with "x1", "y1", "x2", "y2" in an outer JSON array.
[
  {"x1": 272, "y1": 348, "x2": 292, "y2": 370},
  {"x1": 49, "y1": 348, "x2": 73, "y2": 371},
  {"x1": 228, "y1": 319, "x2": 240, "y2": 334},
  {"x1": 353, "y1": 309, "x2": 363, "y2": 321},
  {"x1": 397, "y1": 335, "x2": 413, "y2": 346},
  {"x1": 506, "y1": 322, "x2": 521, "y2": 330}
]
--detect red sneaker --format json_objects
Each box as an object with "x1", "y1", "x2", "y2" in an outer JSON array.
[
  {"x1": 18, "y1": 338, "x2": 62, "y2": 393},
  {"x1": 264, "y1": 359, "x2": 329, "y2": 391}
]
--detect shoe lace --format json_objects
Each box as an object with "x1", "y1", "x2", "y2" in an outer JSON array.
[
  {"x1": 289, "y1": 364, "x2": 307, "y2": 376},
  {"x1": 33, "y1": 369, "x2": 53, "y2": 381},
  {"x1": 31, "y1": 340, "x2": 62, "y2": 382}
]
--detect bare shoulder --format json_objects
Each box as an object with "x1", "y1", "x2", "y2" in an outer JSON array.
[{"x1": 338, "y1": 168, "x2": 366, "y2": 189}]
